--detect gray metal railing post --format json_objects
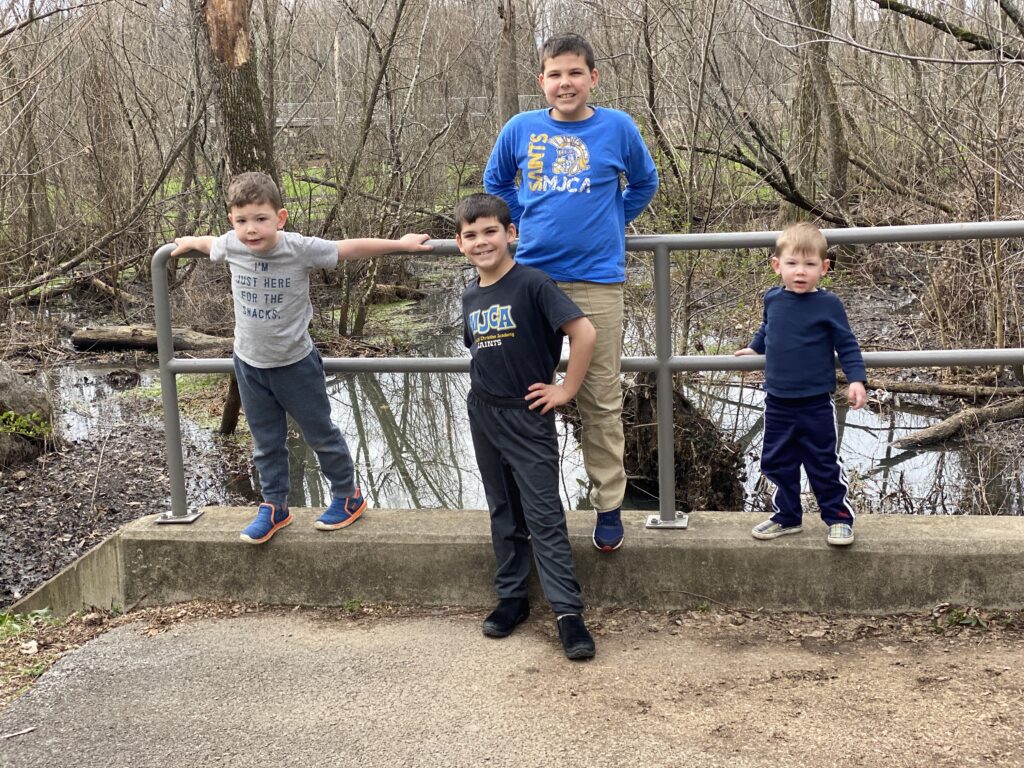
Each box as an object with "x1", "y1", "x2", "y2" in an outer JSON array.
[
  {"x1": 646, "y1": 245, "x2": 688, "y2": 528},
  {"x1": 151, "y1": 244, "x2": 203, "y2": 523}
]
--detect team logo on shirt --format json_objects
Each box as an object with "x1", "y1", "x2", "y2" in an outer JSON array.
[
  {"x1": 525, "y1": 133, "x2": 592, "y2": 194},
  {"x1": 469, "y1": 304, "x2": 516, "y2": 335}
]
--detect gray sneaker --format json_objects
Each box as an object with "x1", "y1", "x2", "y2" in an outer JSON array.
[
  {"x1": 751, "y1": 519, "x2": 803, "y2": 540},
  {"x1": 826, "y1": 523, "x2": 855, "y2": 546}
]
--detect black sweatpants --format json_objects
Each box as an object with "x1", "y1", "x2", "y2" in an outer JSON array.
[{"x1": 467, "y1": 390, "x2": 584, "y2": 616}]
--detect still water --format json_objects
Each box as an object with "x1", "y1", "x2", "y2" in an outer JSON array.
[
  {"x1": 50, "y1": 274, "x2": 1024, "y2": 515},
  {"x1": 51, "y1": 364, "x2": 1024, "y2": 516}
]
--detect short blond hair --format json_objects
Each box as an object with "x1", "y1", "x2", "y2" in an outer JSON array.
[{"x1": 775, "y1": 221, "x2": 828, "y2": 261}]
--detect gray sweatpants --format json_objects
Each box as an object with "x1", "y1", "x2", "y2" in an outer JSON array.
[{"x1": 467, "y1": 390, "x2": 584, "y2": 616}]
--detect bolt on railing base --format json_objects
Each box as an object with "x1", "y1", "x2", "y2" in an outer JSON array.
[
  {"x1": 645, "y1": 513, "x2": 689, "y2": 529},
  {"x1": 155, "y1": 508, "x2": 206, "y2": 524}
]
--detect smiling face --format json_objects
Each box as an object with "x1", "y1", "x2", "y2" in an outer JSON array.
[
  {"x1": 539, "y1": 52, "x2": 598, "y2": 122},
  {"x1": 456, "y1": 215, "x2": 516, "y2": 285},
  {"x1": 228, "y1": 202, "x2": 288, "y2": 253},
  {"x1": 772, "y1": 246, "x2": 829, "y2": 293}
]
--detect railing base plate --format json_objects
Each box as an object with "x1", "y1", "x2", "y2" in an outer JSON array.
[
  {"x1": 645, "y1": 513, "x2": 689, "y2": 529},
  {"x1": 155, "y1": 508, "x2": 205, "y2": 524}
]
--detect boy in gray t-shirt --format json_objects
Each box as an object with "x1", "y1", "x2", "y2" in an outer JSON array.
[{"x1": 172, "y1": 172, "x2": 431, "y2": 544}]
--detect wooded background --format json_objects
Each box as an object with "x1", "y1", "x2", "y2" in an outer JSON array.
[{"x1": 2, "y1": 0, "x2": 1022, "y2": 354}]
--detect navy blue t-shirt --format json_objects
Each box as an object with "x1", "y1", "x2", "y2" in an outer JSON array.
[
  {"x1": 749, "y1": 287, "x2": 867, "y2": 398},
  {"x1": 462, "y1": 263, "x2": 584, "y2": 400}
]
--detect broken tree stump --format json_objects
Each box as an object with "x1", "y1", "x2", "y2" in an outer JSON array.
[{"x1": 561, "y1": 373, "x2": 745, "y2": 511}]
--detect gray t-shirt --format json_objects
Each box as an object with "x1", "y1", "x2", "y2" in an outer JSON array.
[{"x1": 211, "y1": 231, "x2": 338, "y2": 368}]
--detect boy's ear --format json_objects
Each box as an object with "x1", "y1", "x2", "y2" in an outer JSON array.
[
  {"x1": 821, "y1": 258, "x2": 830, "y2": 275},
  {"x1": 590, "y1": 67, "x2": 599, "y2": 88},
  {"x1": 507, "y1": 223, "x2": 517, "y2": 242},
  {"x1": 454, "y1": 232, "x2": 464, "y2": 251},
  {"x1": 276, "y1": 208, "x2": 288, "y2": 230},
  {"x1": 227, "y1": 212, "x2": 235, "y2": 226},
  {"x1": 770, "y1": 256, "x2": 782, "y2": 275}
]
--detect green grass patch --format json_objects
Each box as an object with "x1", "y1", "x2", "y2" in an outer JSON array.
[
  {"x1": 0, "y1": 411, "x2": 51, "y2": 439},
  {"x1": 0, "y1": 609, "x2": 59, "y2": 639}
]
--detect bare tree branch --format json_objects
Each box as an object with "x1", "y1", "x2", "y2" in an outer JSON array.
[{"x1": 868, "y1": 0, "x2": 1024, "y2": 60}]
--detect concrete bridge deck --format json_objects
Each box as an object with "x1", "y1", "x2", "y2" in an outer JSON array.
[{"x1": 14, "y1": 508, "x2": 1024, "y2": 618}]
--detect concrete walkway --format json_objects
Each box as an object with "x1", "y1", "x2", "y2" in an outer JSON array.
[
  {"x1": 2, "y1": 607, "x2": 1023, "y2": 768},
  {"x1": 6, "y1": 508, "x2": 1024, "y2": 767}
]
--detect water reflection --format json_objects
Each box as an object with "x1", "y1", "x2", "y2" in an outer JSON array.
[
  {"x1": 228, "y1": 371, "x2": 590, "y2": 512},
  {"x1": 52, "y1": 366, "x2": 247, "y2": 509},
  {"x1": 47, "y1": 276, "x2": 1024, "y2": 517},
  {"x1": 221, "y1": 373, "x2": 1024, "y2": 516},
  {"x1": 686, "y1": 379, "x2": 1024, "y2": 516}
]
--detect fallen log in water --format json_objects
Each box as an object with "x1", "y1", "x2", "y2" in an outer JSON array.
[
  {"x1": 839, "y1": 374, "x2": 1024, "y2": 401},
  {"x1": 71, "y1": 324, "x2": 232, "y2": 353},
  {"x1": 891, "y1": 398, "x2": 1024, "y2": 449}
]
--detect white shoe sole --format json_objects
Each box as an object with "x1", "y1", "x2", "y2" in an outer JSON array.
[{"x1": 751, "y1": 525, "x2": 803, "y2": 541}]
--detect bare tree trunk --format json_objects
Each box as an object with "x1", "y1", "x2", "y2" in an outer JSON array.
[
  {"x1": 195, "y1": 0, "x2": 279, "y2": 433},
  {"x1": 199, "y1": 0, "x2": 278, "y2": 182},
  {"x1": 641, "y1": 0, "x2": 683, "y2": 189},
  {"x1": 783, "y1": 0, "x2": 849, "y2": 224},
  {"x1": 496, "y1": 0, "x2": 520, "y2": 124}
]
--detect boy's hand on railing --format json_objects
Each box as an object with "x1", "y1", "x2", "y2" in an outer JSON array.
[
  {"x1": 525, "y1": 382, "x2": 572, "y2": 415},
  {"x1": 733, "y1": 347, "x2": 756, "y2": 356},
  {"x1": 171, "y1": 236, "x2": 215, "y2": 256},
  {"x1": 847, "y1": 381, "x2": 867, "y2": 410},
  {"x1": 398, "y1": 233, "x2": 433, "y2": 252}
]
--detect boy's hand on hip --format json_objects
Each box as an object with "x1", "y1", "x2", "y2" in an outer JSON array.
[
  {"x1": 847, "y1": 381, "x2": 867, "y2": 410},
  {"x1": 525, "y1": 382, "x2": 571, "y2": 414},
  {"x1": 398, "y1": 233, "x2": 433, "y2": 252}
]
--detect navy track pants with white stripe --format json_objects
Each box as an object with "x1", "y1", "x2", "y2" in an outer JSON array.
[{"x1": 760, "y1": 392, "x2": 856, "y2": 528}]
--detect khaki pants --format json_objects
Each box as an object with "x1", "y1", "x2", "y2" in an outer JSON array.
[{"x1": 556, "y1": 281, "x2": 626, "y2": 512}]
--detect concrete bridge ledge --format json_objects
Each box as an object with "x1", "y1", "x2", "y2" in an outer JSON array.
[{"x1": 13, "y1": 509, "x2": 1024, "y2": 617}]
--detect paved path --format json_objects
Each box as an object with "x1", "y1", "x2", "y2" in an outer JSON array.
[{"x1": 1, "y1": 609, "x2": 1022, "y2": 768}]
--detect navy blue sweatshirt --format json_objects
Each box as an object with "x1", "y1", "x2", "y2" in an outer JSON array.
[{"x1": 749, "y1": 287, "x2": 867, "y2": 398}]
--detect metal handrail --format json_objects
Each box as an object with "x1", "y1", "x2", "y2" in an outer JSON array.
[{"x1": 152, "y1": 220, "x2": 1024, "y2": 525}]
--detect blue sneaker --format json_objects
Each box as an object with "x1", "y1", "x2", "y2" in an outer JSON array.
[
  {"x1": 593, "y1": 508, "x2": 624, "y2": 552},
  {"x1": 314, "y1": 489, "x2": 367, "y2": 530},
  {"x1": 240, "y1": 503, "x2": 292, "y2": 544}
]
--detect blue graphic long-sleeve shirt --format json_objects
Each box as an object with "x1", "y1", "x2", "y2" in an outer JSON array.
[
  {"x1": 749, "y1": 287, "x2": 867, "y2": 398},
  {"x1": 484, "y1": 107, "x2": 658, "y2": 283}
]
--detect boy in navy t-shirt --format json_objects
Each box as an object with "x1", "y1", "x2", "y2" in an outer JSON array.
[
  {"x1": 735, "y1": 222, "x2": 868, "y2": 547},
  {"x1": 457, "y1": 193, "x2": 597, "y2": 660}
]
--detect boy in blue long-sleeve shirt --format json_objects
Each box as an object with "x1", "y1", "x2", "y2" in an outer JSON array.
[
  {"x1": 484, "y1": 33, "x2": 658, "y2": 552},
  {"x1": 735, "y1": 222, "x2": 867, "y2": 547}
]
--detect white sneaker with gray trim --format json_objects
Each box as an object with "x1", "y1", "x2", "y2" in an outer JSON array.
[
  {"x1": 826, "y1": 523, "x2": 855, "y2": 546},
  {"x1": 751, "y1": 519, "x2": 803, "y2": 540}
]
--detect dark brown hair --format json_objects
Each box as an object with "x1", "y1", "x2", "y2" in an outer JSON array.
[
  {"x1": 453, "y1": 194, "x2": 512, "y2": 233},
  {"x1": 539, "y1": 33, "x2": 596, "y2": 72}
]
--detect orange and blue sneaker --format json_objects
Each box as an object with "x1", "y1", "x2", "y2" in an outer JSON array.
[
  {"x1": 314, "y1": 489, "x2": 367, "y2": 530},
  {"x1": 240, "y1": 503, "x2": 293, "y2": 544}
]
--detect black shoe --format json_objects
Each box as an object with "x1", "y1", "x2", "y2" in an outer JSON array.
[
  {"x1": 556, "y1": 614, "x2": 596, "y2": 660},
  {"x1": 482, "y1": 597, "x2": 530, "y2": 638}
]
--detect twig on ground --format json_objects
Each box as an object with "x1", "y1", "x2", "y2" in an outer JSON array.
[{"x1": 1, "y1": 727, "x2": 37, "y2": 739}]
